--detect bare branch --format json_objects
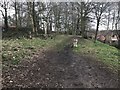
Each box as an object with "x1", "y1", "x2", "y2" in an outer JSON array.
[{"x1": 0, "y1": 10, "x2": 4, "y2": 18}]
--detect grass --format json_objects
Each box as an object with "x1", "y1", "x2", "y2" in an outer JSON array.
[
  {"x1": 2, "y1": 35, "x2": 71, "y2": 65},
  {"x1": 2, "y1": 35, "x2": 119, "y2": 72},
  {"x1": 73, "y1": 39, "x2": 119, "y2": 72}
]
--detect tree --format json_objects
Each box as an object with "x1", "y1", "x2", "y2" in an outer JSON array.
[
  {"x1": 115, "y1": 2, "x2": 120, "y2": 31},
  {"x1": 0, "y1": 0, "x2": 9, "y2": 31},
  {"x1": 103, "y1": 3, "x2": 113, "y2": 42},
  {"x1": 27, "y1": 1, "x2": 37, "y2": 36},
  {"x1": 11, "y1": 0, "x2": 18, "y2": 29},
  {"x1": 93, "y1": 2, "x2": 110, "y2": 42},
  {"x1": 116, "y1": 2, "x2": 120, "y2": 48},
  {"x1": 76, "y1": 1, "x2": 93, "y2": 38}
]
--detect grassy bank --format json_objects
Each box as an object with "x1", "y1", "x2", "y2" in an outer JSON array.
[
  {"x1": 73, "y1": 39, "x2": 119, "y2": 72},
  {"x1": 2, "y1": 35, "x2": 71, "y2": 65}
]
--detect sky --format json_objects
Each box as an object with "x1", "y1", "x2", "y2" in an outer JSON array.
[
  {"x1": 0, "y1": 0, "x2": 120, "y2": 30},
  {"x1": 0, "y1": 7, "x2": 107, "y2": 30},
  {"x1": 0, "y1": 0, "x2": 119, "y2": 2}
]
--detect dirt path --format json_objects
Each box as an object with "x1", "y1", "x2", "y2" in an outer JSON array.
[{"x1": 2, "y1": 37, "x2": 119, "y2": 88}]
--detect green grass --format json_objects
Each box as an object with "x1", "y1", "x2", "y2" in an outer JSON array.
[
  {"x1": 74, "y1": 39, "x2": 119, "y2": 72},
  {"x1": 2, "y1": 35, "x2": 71, "y2": 65}
]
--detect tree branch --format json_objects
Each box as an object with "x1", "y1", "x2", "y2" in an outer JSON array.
[{"x1": 0, "y1": 10, "x2": 4, "y2": 18}]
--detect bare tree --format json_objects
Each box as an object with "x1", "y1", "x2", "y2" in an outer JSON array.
[
  {"x1": 27, "y1": 1, "x2": 37, "y2": 36},
  {"x1": 111, "y1": 4, "x2": 116, "y2": 31},
  {"x1": 10, "y1": 0, "x2": 18, "y2": 29},
  {"x1": 0, "y1": 0, "x2": 9, "y2": 31},
  {"x1": 115, "y1": 2, "x2": 120, "y2": 31},
  {"x1": 93, "y1": 2, "x2": 110, "y2": 42},
  {"x1": 116, "y1": 2, "x2": 120, "y2": 48},
  {"x1": 76, "y1": 1, "x2": 93, "y2": 38}
]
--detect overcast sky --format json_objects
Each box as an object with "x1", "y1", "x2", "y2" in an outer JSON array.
[
  {"x1": 0, "y1": 7, "x2": 108, "y2": 30},
  {"x1": 0, "y1": 0, "x2": 120, "y2": 30}
]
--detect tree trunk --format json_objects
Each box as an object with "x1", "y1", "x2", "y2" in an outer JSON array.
[
  {"x1": 80, "y1": 2, "x2": 85, "y2": 38},
  {"x1": 27, "y1": 2, "x2": 32, "y2": 39},
  {"x1": 18, "y1": 3, "x2": 22, "y2": 27},
  {"x1": 32, "y1": 2, "x2": 36, "y2": 35},
  {"x1": 49, "y1": 20, "x2": 52, "y2": 34},
  {"x1": 112, "y1": 9, "x2": 115, "y2": 30},
  {"x1": 65, "y1": 3, "x2": 68, "y2": 33},
  {"x1": 77, "y1": 18, "x2": 80, "y2": 35},
  {"x1": 29, "y1": 2, "x2": 37, "y2": 36},
  {"x1": 76, "y1": 6, "x2": 80, "y2": 35},
  {"x1": 94, "y1": 19, "x2": 100, "y2": 43},
  {"x1": 4, "y1": 7, "x2": 8, "y2": 31},
  {"x1": 105, "y1": 9, "x2": 111, "y2": 43},
  {"x1": 118, "y1": 2, "x2": 120, "y2": 49},
  {"x1": 72, "y1": 3, "x2": 74, "y2": 35},
  {"x1": 83, "y1": 16, "x2": 87, "y2": 38},
  {"x1": 15, "y1": 1, "x2": 18, "y2": 30},
  {"x1": 44, "y1": 21, "x2": 47, "y2": 38}
]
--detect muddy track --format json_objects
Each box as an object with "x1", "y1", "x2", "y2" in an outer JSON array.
[{"x1": 2, "y1": 37, "x2": 119, "y2": 88}]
